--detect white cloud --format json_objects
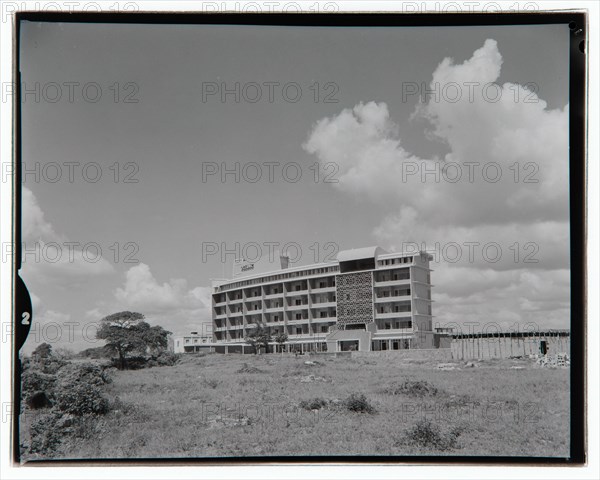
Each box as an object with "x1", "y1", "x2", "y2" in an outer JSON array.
[
  {"x1": 22, "y1": 187, "x2": 64, "y2": 243},
  {"x1": 432, "y1": 266, "x2": 570, "y2": 332},
  {"x1": 114, "y1": 263, "x2": 213, "y2": 336},
  {"x1": 303, "y1": 39, "x2": 568, "y2": 227},
  {"x1": 374, "y1": 206, "x2": 569, "y2": 271},
  {"x1": 21, "y1": 187, "x2": 115, "y2": 283},
  {"x1": 303, "y1": 39, "x2": 570, "y2": 330},
  {"x1": 115, "y1": 263, "x2": 211, "y2": 311}
]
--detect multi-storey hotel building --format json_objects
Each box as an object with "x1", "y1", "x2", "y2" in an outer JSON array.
[{"x1": 211, "y1": 246, "x2": 443, "y2": 353}]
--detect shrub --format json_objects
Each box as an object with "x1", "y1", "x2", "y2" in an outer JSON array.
[
  {"x1": 57, "y1": 362, "x2": 113, "y2": 389},
  {"x1": 56, "y1": 383, "x2": 110, "y2": 416},
  {"x1": 383, "y1": 380, "x2": 439, "y2": 397},
  {"x1": 22, "y1": 370, "x2": 58, "y2": 410},
  {"x1": 109, "y1": 352, "x2": 180, "y2": 370},
  {"x1": 203, "y1": 378, "x2": 220, "y2": 389},
  {"x1": 237, "y1": 363, "x2": 264, "y2": 374},
  {"x1": 299, "y1": 397, "x2": 328, "y2": 411},
  {"x1": 22, "y1": 370, "x2": 57, "y2": 397},
  {"x1": 28, "y1": 413, "x2": 63, "y2": 455},
  {"x1": 154, "y1": 351, "x2": 180, "y2": 366},
  {"x1": 27, "y1": 391, "x2": 53, "y2": 409},
  {"x1": 401, "y1": 420, "x2": 463, "y2": 451},
  {"x1": 343, "y1": 393, "x2": 376, "y2": 414}
]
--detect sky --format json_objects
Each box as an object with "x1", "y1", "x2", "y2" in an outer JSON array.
[{"x1": 18, "y1": 21, "x2": 571, "y2": 353}]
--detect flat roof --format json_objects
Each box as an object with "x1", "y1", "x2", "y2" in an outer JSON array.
[
  {"x1": 337, "y1": 246, "x2": 387, "y2": 263},
  {"x1": 211, "y1": 248, "x2": 429, "y2": 291}
]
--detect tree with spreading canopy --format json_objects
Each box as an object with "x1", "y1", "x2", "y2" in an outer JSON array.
[
  {"x1": 96, "y1": 311, "x2": 171, "y2": 369},
  {"x1": 244, "y1": 322, "x2": 272, "y2": 354}
]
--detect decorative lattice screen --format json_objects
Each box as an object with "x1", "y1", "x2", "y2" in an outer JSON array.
[{"x1": 335, "y1": 271, "x2": 374, "y2": 328}]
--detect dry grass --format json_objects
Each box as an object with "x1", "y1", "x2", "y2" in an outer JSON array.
[{"x1": 23, "y1": 353, "x2": 570, "y2": 459}]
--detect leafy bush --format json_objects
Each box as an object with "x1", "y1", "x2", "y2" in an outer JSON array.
[
  {"x1": 110, "y1": 352, "x2": 180, "y2": 369},
  {"x1": 401, "y1": 420, "x2": 463, "y2": 451},
  {"x1": 342, "y1": 393, "x2": 376, "y2": 414},
  {"x1": 22, "y1": 370, "x2": 57, "y2": 403},
  {"x1": 28, "y1": 414, "x2": 63, "y2": 455},
  {"x1": 26, "y1": 391, "x2": 53, "y2": 410},
  {"x1": 299, "y1": 397, "x2": 328, "y2": 411},
  {"x1": 237, "y1": 363, "x2": 264, "y2": 374},
  {"x1": 383, "y1": 380, "x2": 439, "y2": 397},
  {"x1": 57, "y1": 362, "x2": 113, "y2": 388},
  {"x1": 154, "y1": 351, "x2": 180, "y2": 366},
  {"x1": 56, "y1": 383, "x2": 110, "y2": 416},
  {"x1": 203, "y1": 378, "x2": 220, "y2": 389}
]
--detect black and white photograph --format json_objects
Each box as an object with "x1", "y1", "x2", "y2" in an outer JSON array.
[{"x1": 3, "y1": 3, "x2": 593, "y2": 472}]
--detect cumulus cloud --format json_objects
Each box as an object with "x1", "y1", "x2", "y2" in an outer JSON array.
[
  {"x1": 303, "y1": 39, "x2": 570, "y2": 330},
  {"x1": 115, "y1": 263, "x2": 211, "y2": 311},
  {"x1": 114, "y1": 263, "x2": 212, "y2": 336},
  {"x1": 21, "y1": 187, "x2": 115, "y2": 283},
  {"x1": 374, "y1": 206, "x2": 569, "y2": 271},
  {"x1": 304, "y1": 39, "x2": 568, "y2": 227},
  {"x1": 22, "y1": 187, "x2": 64, "y2": 243},
  {"x1": 432, "y1": 266, "x2": 570, "y2": 332}
]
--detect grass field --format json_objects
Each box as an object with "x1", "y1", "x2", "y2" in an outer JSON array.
[{"x1": 26, "y1": 352, "x2": 568, "y2": 460}]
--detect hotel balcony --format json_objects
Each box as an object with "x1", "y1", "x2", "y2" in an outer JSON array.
[
  {"x1": 310, "y1": 286, "x2": 336, "y2": 293},
  {"x1": 228, "y1": 298, "x2": 243, "y2": 305},
  {"x1": 311, "y1": 300, "x2": 336, "y2": 308},
  {"x1": 214, "y1": 326, "x2": 228, "y2": 332},
  {"x1": 375, "y1": 294, "x2": 411, "y2": 303},
  {"x1": 214, "y1": 300, "x2": 227, "y2": 307},
  {"x1": 375, "y1": 311, "x2": 412, "y2": 319},
  {"x1": 287, "y1": 304, "x2": 309, "y2": 311},
  {"x1": 311, "y1": 316, "x2": 336, "y2": 323},
  {"x1": 265, "y1": 306, "x2": 284, "y2": 313},
  {"x1": 215, "y1": 313, "x2": 227, "y2": 319},
  {"x1": 264, "y1": 292, "x2": 284, "y2": 299},
  {"x1": 286, "y1": 289, "x2": 309, "y2": 297},
  {"x1": 229, "y1": 311, "x2": 243, "y2": 317},
  {"x1": 287, "y1": 318, "x2": 309, "y2": 325},
  {"x1": 374, "y1": 278, "x2": 410, "y2": 287}
]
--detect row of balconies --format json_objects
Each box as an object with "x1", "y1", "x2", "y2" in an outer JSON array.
[
  {"x1": 215, "y1": 298, "x2": 336, "y2": 315},
  {"x1": 215, "y1": 308, "x2": 420, "y2": 332},
  {"x1": 214, "y1": 316, "x2": 337, "y2": 330},
  {"x1": 213, "y1": 281, "x2": 337, "y2": 305},
  {"x1": 214, "y1": 278, "x2": 414, "y2": 307},
  {"x1": 214, "y1": 323, "x2": 336, "y2": 340}
]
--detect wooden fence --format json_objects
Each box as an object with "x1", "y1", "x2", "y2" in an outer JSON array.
[{"x1": 450, "y1": 330, "x2": 570, "y2": 360}]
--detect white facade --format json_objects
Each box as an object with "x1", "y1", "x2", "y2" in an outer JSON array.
[
  {"x1": 171, "y1": 334, "x2": 214, "y2": 353},
  {"x1": 210, "y1": 246, "x2": 439, "y2": 353}
]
